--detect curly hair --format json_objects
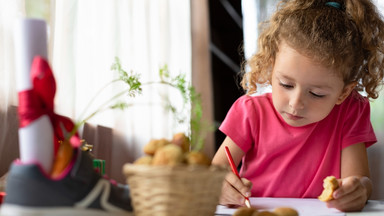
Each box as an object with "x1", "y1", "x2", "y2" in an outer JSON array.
[{"x1": 241, "y1": 0, "x2": 384, "y2": 99}]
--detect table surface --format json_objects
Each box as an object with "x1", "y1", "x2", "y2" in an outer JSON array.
[
  {"x1": 1, "y1": 197, "x2": 382, "y2": 215},
  {"x1": 215, "y1": 198, "x2": 384, "y2": 216}
]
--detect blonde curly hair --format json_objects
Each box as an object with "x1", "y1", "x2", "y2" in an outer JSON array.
[{"x1": 241, "y1": 0, "x2": 384, "y2": 99}]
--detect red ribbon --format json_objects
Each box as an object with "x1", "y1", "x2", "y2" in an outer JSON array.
[{"x1": 18, "y1": 56, "x2": 81, "y2": 155}]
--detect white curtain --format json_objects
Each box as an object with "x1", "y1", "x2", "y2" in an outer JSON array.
[
  {"x1": 0, "y1": 1, "x2": 24, "y2": 107},
  {"x1": 241, "y1": 0, "x2": 278, "y2": 61},
  {"x1": 0, "y1": 0, "x2": 191, "y2": 181},
  {"x1": 241, "y1": 0, "x2": 278, "y2": 95},
  {"x1": 51, "y1": 0, "x2": 191, "y2": 163},
  {"x1": 0, "y1": 0, "x2": 25, "y2": 176}
]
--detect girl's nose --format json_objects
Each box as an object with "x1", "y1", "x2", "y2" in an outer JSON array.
[{"x1": 289, "y1": 91, "x2": 305, "y2": 110}]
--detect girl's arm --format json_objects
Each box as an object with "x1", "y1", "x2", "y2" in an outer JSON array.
[
  {"x1": 327, "y1": 142, "x2": 372, "y2": 212},
  {"x1": 212, "y1": 136, "x2": 252, "y2": 206},
  {"x1": 213, "y1": 136, "x2": 245, "y2": 166}
]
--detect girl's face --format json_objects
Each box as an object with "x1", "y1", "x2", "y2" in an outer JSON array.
[{"x1": 271, "y1": 42, "x2": 355, "y2": 127}]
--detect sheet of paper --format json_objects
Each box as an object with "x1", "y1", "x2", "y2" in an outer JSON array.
[
  {"x1": 347, "y1": 200, "x2": 384, "y2": 216},
  {"x1": 14, "y1": 18, "x2": 53, "y2": 173},
  {"x1": 215, "y1": 198, "x2": 345, "y2": 216},
  {"x1": 14, "y1": 18, "x2": 48, "y2": 92}
]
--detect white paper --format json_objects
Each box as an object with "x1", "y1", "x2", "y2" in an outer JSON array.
[
  {"x1": 14, "y1": 18, "x2": 48, "y2": 91},
  {"x1": 14, "y1": 18, "x2": 53, "y2": 173},
  {"x1": 347, "y1": 200, "x2": 384, "y2": 216},
  {"x1": 215, "y1": 198, "x2": 345, "y2": 216}
]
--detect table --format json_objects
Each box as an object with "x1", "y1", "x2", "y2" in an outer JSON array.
[{"x1": 215, "y1": 198, "x2": 384, "y2": 216}]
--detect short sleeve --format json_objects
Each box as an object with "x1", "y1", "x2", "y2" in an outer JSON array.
[
  {"x1": 341, "y1": 92, "x2": 377, "y2": 149},
  {"x1": 219, "y1": 95, "x2": 259, "y2": 153}
]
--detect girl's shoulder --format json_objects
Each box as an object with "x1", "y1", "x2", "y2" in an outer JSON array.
[
  {"x1": 236, "y1": 92, "x2": 272, "y2": 105},
  {"x1": 327, "y1": 90, "x2": 372, "y2": 130},
  {"x1": 231, "y1": 93, "x2": 273, "y2": 111},
  {"x1": 228, "y1": 93, "x2": 275, "y2": 117},
  {"x1": 339, "y1": 90, "x2": 370, "y2": 110}
]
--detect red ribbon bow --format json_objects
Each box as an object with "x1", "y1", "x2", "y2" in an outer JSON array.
[{"x1": 18, "y1": 56, "x2": 81, "y2": 155}]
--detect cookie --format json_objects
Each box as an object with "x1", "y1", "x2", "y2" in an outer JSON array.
[{"x1": 318, "y1": 176, "x2": 339, "y2": 201}]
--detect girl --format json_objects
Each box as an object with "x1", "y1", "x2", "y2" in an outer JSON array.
[{"x1": 212, "y1": 0, "x2": 384, "y2": 212}]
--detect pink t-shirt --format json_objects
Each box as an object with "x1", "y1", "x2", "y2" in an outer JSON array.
[{"x1": 219, "y1": 91, "x2": 376, "y2": 198}]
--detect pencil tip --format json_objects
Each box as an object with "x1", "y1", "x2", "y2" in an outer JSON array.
[{"x1": 245, "y1": 199, "x2": 251, "y2": 208}]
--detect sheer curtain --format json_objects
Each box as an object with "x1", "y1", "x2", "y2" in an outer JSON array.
[
  {"x1": 51, "y1": 0, "x2": 191, "y2": 181},
  {"x1": 241, "y1": 0, "x2": 278, "y2": 61},
  {"x1": 0, "y1": 0, "x2": 25, "y2": 176},
  {"x1": 241, "y1": 0, "x2": 278, "y2": 95}
]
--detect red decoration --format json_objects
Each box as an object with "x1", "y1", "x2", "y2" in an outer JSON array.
[{"x1": 18, "y1": 56, "x2": 81, "y2": 155}]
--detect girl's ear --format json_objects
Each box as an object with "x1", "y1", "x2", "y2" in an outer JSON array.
[{"x1": 336, "y1": 82, "x2": 357, "y2": 105}]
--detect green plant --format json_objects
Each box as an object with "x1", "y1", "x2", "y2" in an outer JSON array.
[
  {"x1": 157, "y1": 64, "x2": 213, "y2": 151},
  {"x1": 67, "y1": 57, "x2": 212, "y2": 152}
]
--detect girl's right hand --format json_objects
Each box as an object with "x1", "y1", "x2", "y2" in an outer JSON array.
[{"x1": 220, "y1": 172, "x2": 252, "y2": 206}]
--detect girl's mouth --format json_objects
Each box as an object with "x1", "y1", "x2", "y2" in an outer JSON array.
[{"x1": 285, "y1": 112, "x2": 303, "y2": 121}]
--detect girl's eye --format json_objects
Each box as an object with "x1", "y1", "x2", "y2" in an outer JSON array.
[
  {"x1": 310, "y1": 92, "x2": 325, "y2": 98},
  {"x1": 279, "y1": 82, "x2": 293, "y2": 89}
]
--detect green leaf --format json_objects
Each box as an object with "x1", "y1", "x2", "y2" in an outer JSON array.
[
  {"x1": 111, "y1": 57, "x2": 143, "y2": 97},
  {"x1": 159, "y1": 64, "x2": 169, "y2": 81}
]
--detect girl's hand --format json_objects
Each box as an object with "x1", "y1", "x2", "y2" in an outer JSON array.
[
  {"x1": 326, "y1": 176, "x2": 369, "y2": 212},
  {"x1": 219, "y1": 172, "x2": 252, "y2": 207}
]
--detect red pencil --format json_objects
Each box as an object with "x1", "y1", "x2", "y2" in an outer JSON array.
[{"x1": 224, "y1": 146, "x2": 251, "y2": 208}]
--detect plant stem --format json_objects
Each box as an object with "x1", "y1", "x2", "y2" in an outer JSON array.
[
  {"x1": 76, "y1": 79, "x2": 120, "y2": 123},
  {"x1": 66, "y1": 86, "x2": 134, "y2": 140}
]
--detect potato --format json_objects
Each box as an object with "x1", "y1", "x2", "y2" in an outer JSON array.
[
  {"x1": 133, "y1": 155, "x2": 153, "y2": 165},
  {"x1": 185, "y1": 151, "x2": 211, "y2": 166},
  {"x1": 152, "y1": 144, "x2": 184, "y2": 166},
  {"x1": 143, "y1": 138, "x2": 170, "y2": 155},
  {"x1": 171, "y1": 132, "x2": 190, "y2": 152},
  {"x1": 253, "y1": 211, "x2": 277, "y2": 216},
  {"x1": 233, "y1": 207, "x2": 258, "y2": 216},
  {"x1": 273, "y1": 207, "x2": 298, "y2": 216}
]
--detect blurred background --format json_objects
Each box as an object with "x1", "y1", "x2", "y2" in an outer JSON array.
[{"x1": 0, "y1": 0, "x2": 383, "y2": 198}]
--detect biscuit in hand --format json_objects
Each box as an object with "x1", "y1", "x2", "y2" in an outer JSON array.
[{"x1": 318, "y1": 176, "x2": 339, "y2": 201}]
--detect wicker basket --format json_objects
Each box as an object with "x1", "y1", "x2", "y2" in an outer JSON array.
[{"x1": 123, "y1": 164, "x2": 228, "y2": 216}]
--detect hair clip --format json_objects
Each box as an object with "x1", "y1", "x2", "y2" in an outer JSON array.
[{"x1": 325, "y1": 2, "x2": 341, "y2": 9}]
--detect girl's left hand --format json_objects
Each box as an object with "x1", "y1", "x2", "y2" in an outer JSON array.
[{"x1": 326, "y1": 176, "x2": 368, "y2": 212}]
